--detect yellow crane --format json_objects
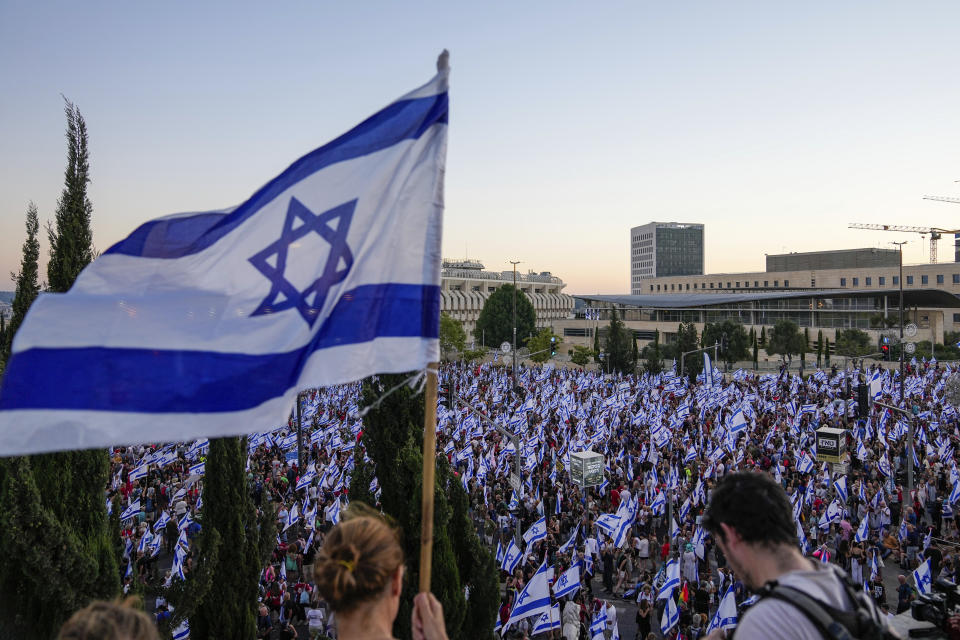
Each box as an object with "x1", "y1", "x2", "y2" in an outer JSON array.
[{"x1": 847, "y1": 223, "x2": 960, "y2": 263}]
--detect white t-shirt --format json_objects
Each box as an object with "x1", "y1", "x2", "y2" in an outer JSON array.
[
  {"x1": 637, "y1": 537, "x2": 650, "y2": 558},
  {"x1": 733, "y1": 564, "x2": 872, "y2": 640},
  {"x1": 306, "y1": 608, "x2": 325, "y2": 629}
]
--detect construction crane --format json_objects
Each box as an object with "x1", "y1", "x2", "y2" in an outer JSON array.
[
  {"x1": 847, "y1": 223, "x2": 960, "y2": 263},
  {"x1": 923, "y1": 195, "x2": 960, "y2": 205}
]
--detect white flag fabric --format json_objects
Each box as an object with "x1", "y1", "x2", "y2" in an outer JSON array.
[
  {"x1": 506, "y1": 561, "x2": 552, "y2": 629},
  {"x1": 552, "y1": 563, "x2": 581, "y2": 599},
  {"x1": 0, "y1": 59, "x2": 450, "y2": 455},
  {"x1": 707, "y1": 586, "x2": 738, "y2": 633},
  {"x1": 661, "y1": 595, "x2": 679, "y2": 635},
  {"x1": 703, "y1": 352, "x2": 714, "y2": 388},
  {"x1": 657, "y1": 559, "x2": 680, "y2": 599},
  {"x1": 914, "y1": 558, "x2": 933, "y2": 595}
]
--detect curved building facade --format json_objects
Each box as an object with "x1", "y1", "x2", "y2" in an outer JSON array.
[{"x1": 441, "y1": 259, "x2": 575, "y2": 340}]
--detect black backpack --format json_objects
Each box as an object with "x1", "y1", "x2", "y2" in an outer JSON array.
[{"x1": 756, "y1": 564, "x2": 901, "y2": 640}]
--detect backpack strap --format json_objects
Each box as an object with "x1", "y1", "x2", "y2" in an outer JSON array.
[{"x1": 758, "y1": 581, "x2": 856, "y2": 640}]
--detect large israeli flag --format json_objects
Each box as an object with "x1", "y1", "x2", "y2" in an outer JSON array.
[{"x1": 0, "y1": 56, "x2": 450, "y2": 455}]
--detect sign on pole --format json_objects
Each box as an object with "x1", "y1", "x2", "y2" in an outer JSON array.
[
  {"x1": 570, "y1": 451, "x2": 605, "y2": 487},
  {"x1": 815, "y1": 427, "x2": 845, "y2": 464}
]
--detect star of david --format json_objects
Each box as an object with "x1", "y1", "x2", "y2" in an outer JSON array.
[
  {"x1": 249, "y1": 197, "x2": 356, "y2": 326},
  {"x1": 517, "y1": 591, "x2": 529, "y2": 605}
]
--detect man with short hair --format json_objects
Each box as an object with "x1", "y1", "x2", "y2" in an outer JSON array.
[{"x1": 702, "y1": 471, "x2": 894, "y2": 639}]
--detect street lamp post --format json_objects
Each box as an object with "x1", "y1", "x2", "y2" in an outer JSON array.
[
  {"x1": 892, "y1": 241, "x2": 912, "y2": 493},
  {"x1": 510, "y1": 260, "x2": 521, "y2": 391}
]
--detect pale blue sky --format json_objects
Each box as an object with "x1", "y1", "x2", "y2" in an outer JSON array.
[{"x1": 2, "y1": 1, "x2": 959, "y2": 294}]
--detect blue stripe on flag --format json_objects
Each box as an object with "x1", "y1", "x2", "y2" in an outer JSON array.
[
  {"x1": 106, "y1": 94, "x2": 448, "y2": 260},
  {"x1": 1, "y1": 283, "x2": 439, "y2": 413}
]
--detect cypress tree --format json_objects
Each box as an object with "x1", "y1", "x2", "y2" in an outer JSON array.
[
  {"x1": 191, "y1": 437, "x2": 261, "y2": 639},
  {"x1": 3, "y1": 201, "x2": 42, "y2": 365},
  {"x1": 352, "y1": 374, "x2": 498, "y2": 640},
  {"x1": 0, "y1": 100, "x2": 119, "y2": 638},
  {"x1": 752, "y1": 335, "x2": 759, "y2": 370},
  {"x1": 593, "y1": 330, "x2": 601, "y2": 364},
  {"x1": 47, "y1": 99, "x2": 94, "y2": 293},
  {"x1": 760, "y1": 326, "x2": 766, "y2": 347}
]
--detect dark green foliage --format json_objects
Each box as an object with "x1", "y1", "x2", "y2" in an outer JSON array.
[
  {"x1": 190, "y1": 437, "x2": 262, "y2": 639},
  {"x1": 701, "y1": 320, "x2": 750, "y2": 367},
  {"x1": 47, "y1": 99, "x2": 94, "y2": 293},
  {"x1": 473, "y1": 285, "x2": 536, "y2": 349},
  {"x1": 4, "y1": 201, "x2": 41, "y2": 364},
  {"x1": 759, "y1": 326, "x2": 767, "y2": 347},
  {"x1": 604, "y1": 307, "x2": 634, "y2": 374},
  {"x1": 527, "y1": 328, "x2": 560, "y2": 363},
  {"x1": 816, "y1": 330, "x2": 824, "y2": 367},
  {"x1": 158, "y1": 529, "x2": 223, "y2": 638},
  {"x1": 570, "y1": 345, "x2": 595, "y2": 367},
  {"x1": 593, "y1": 331, "x2": 601, "y2": 363},
  {"x1": 0, "y1": 99, "x2": 118, "y2": 639},
  {"x1": 354, "y1": 374, "x2": 498, "y2": 640},
  {"x1": 752, "y1": 335, "x2": 759, "y2": 369},
  {"x1": 0, "y1": 456, "x2": 118, "y2": 639},
  {"x1": 643, "y1": 329, "x2": 664, "y2": 374},
  {"x1": 439, "y1": 312, "x2": 467, "y2": 359},
  {"x1": 824, "y1": 337, "x2": 831, "y2": 366},
  {"x1": 835, "y1": 328, "x2": 873, "y2": 357},
  {"x1": 766, "y1": 320, "x2": 806, "y2": 362},
  {"x1": 631, "y1": 333, "x2": 639, "y2": 367},
  {"x1": 675, "y1": 322, "x2": 701, "y2": 381}
]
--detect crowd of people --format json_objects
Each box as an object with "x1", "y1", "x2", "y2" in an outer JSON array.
[{"x1": 106, "y1": 354, "x2": 960, "y2": 638}]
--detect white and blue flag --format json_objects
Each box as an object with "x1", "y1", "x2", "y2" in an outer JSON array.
[
  {"x1": 707, "y1": 586, "x2": 738, "y2": 633},
  {"x1": 914, "y1": 558, "x2": 933, "y2": 596},
  {"x1": 553, "y1": 563, "x2": 581, "y2": 599},
  {"x1": 506, "y1": 561, "x2": 552, "y2": 629},
  {"x1": 661, "y1": 594, "x2": 679, "y2": 635},
  {"x1": 0, "y1": 56, "x2": 450, "y2": 455},
  {"x1": 522, "y1": 516, "x2": 547, "y2": 546}
]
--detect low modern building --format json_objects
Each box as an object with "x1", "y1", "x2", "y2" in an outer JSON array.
[
  {"x1": 559, "y1": 248, "x2": 960, "y2": 353},
  {"x1": 556, "y1": 288, "x2": 960, "y2": 354},
  {"x1": 440, "y1": 259, "x2": 575, "y2": 341},
  {"x1": 630, "y1": 222, "x2": 704, "y2": 294}
]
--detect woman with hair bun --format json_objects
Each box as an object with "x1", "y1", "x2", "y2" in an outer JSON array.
[{"x1": 315, "y1": 505, "x2": 449, "y2": 640}]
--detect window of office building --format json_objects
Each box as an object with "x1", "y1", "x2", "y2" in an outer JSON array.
[
  {"x1": 784, "y1": 280, "x2": 789, "y2": 287},
  {"x1": 907, "y1": 276, "x2": 913, "y2": 285},
  {"x1": 955, "y1": 313, "x2": 960, "y2": 323},
  {"x1": 657, "y1": 285, "x2": 660, "y2": 291},
  {"x1": 686, "y1": 283, "x2": 690, "y2": 290},
  {"x1": 937, "y1": 274, "x2": 944, "y2": 284},
  {"x1": 726, "y1": 282, "x2": 731, "y2": 288},
  {"x1": 774, "y1": 280, "x2": 779, "y2": 287},
  {"x1": 694, "y1": 283, "x2": 698, "y2": 289},
  {"x1": 893, "y1": 276, "x2": 899, "y2": 285},
  {"x1": 764, "y1": 281, "x2": 769, "y2": 287},
  {"x1": 736, "y1": 282, "x2": 740, "y2": 288},
  {"x1": 879, "y1": 276, "x2": 885, "y2": 286},
  {"x1": 954, "y1": 274, "x2": 960, "y2": 284},
  {"x1": 840, "y1": 277, "x2": 846, "y2": 286},
  {"x1": 852, "y1": 277, "x2": 858, "y2": 286},
  {"x1": 650, "y1": 285, "x2": 654, "y2": 291},
  {"x1": 865, "y1": 277, "x2": 871, "y2": 286},
  {"x1": 921, "y1": 275, "x2": 928, "y2": 285},
  {"x1": 709, "y1": 283, "x2": 714, "y2": 289},
  {"x1": 754, "y1": 281, "x2": 759, "y2": 287},
  {"x1": 671, "y1": 283, "x2": 675, "y2": 290}
]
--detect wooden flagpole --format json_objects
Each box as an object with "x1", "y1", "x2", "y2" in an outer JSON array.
[{"x1": 419, "y1": 362, "x2": 439, "y2": 592}]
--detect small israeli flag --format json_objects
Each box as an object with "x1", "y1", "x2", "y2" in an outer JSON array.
[
  {"x1": 128, "y1": 464, "x2": 148, "y2": 482},
  {"x1": 0, "y1": 55, "x2": 450, "y2": 455},
  {"x1": 661, "y1": 595, "x2": 679, "y2": 635},
  {"x1": 914, "y1": 558, "x2": 933, "y2": 595},
  {"x1": 119, "y1": 500, "x2": 141, "y2": 522},
  {"x1": 172, "y1": 620, "x2": 190, "y2": 640}
]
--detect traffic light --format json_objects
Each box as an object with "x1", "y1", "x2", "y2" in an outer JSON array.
[
  {"x1": 550, "y1": 336, "x2": 557, "y2": 356},
  {"x1": 881, "y1": 344, "x2": 889, "y2": 361},
  {"x1": 857, "y1": 382, "x2": 870, "y2": 418}
]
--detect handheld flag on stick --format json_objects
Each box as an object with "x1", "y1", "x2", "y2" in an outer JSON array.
[{"x1": 0, "y1": 53, "x2": 450, "y2": 456}]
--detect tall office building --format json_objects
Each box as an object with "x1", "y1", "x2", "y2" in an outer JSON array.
[{"x1": 630, "y1": 222, "x2": 704, "y2": 294}]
